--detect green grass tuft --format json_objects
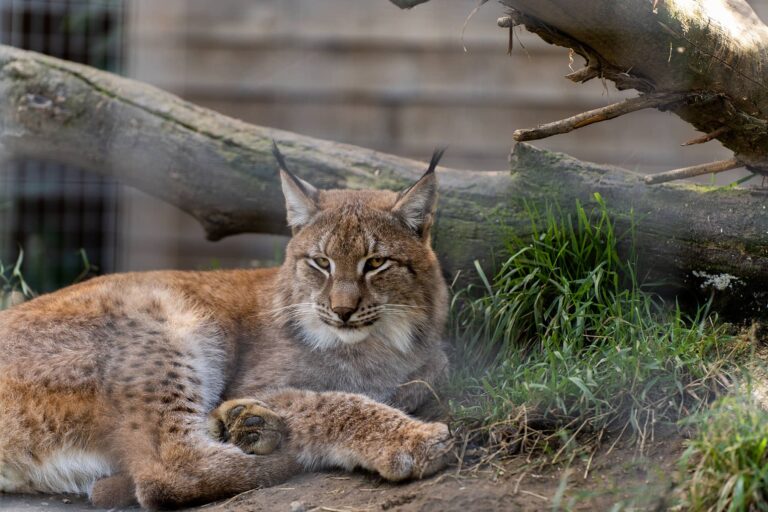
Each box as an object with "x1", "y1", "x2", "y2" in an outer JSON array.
[
  {"x1": 448, "y1": 195, "x2": 745, "y2": 460},
  {"x1": 0, "y1": 248, "x2": 98, "y2": 310},
  {"x1": 679, "y1": 395, "x2": 768, "y2": 511},
  {"x1": 0, "y1": 250, "x2": 35, "y2": 310}
]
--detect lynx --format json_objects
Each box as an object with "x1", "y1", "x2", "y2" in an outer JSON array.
[{"x1": 0, "y1": 144, "x2": 452, "y2": 510}]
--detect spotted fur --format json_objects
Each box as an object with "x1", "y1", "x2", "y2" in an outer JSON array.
[{"x1": 0, "y1": 148, "x2": 451, "y2": 509}]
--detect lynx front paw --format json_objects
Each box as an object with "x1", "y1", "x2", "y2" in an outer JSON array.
[
  {"x1": 376, "y1": 422, "x2": 454, "y2": 481},
  {"x1": 208, "y1": 399, "x2": 286, "y2": 455}
]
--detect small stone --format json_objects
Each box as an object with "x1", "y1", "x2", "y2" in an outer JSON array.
[
  {"x1": 289, "y1": 500, "x2": 306, "y2": 512},
  {"x1": 62, "y1": 498, "x2": 72, "y2": 504}
]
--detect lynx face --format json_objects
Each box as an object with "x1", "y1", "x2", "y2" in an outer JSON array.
[{"x1": 273, "y1": 145, "x2": 446, "y2": 353}]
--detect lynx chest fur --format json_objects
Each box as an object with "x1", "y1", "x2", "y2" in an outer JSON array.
[{"x1": 0, "y1": 146, "x2": 451, "y2": 509}]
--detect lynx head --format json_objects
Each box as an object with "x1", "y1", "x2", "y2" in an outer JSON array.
[{"x1": 273, "y1": 143, "x2": 448, "y2": 353}]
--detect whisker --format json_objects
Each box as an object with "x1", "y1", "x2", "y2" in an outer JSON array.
[
  {"x1": 378, "y1": 307, "x2": 426, "y2": 315},
  {"x1": 379, "y1": 304, "x2": 426, "y2": 310}
]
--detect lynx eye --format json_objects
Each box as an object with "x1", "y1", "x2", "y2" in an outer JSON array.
[
  {"x1": 312, "y1": 257, "x2": 331, "y2": 270},
  {"x1": 364, "y1": 257, "x2": 387, "y2": 273}
]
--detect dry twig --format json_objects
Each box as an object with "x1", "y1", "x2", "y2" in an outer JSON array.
[
  {"x1": 512, "y1": 93, "x2": 687, "y2": 142},
  {"x1": 644, "y1": 158, "x2": 742, "y2": 185},
  {"x1": 681, "y1": 126, "x2": 730, "y2": 146}
]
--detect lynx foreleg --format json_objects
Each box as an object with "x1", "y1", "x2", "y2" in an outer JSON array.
[{"x1": 227, "y1": 389, "x2": 454, "y2": 481}]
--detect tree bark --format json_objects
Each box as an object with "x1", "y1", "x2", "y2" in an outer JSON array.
[{"x1": 1, "y1": 44, "x2": 767, "y2": 310}]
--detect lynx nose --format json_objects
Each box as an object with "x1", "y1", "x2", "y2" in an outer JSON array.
[{"x1": 332, "y1": 306, "x2": 356, "y2": 323}]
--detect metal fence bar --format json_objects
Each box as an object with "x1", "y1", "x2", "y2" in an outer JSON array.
[{"x1": 0, "y1": 0, "x2": 124, "y2": 291}]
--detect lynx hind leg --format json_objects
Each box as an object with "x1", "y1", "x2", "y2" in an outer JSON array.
[
  {"x1": 90, "y1": 474, "x2": 137, "y2": 509},
  {"x1": 209, "y1": 399, "x2": 286, "y2": 455},
  {"x1": 266, "y1": 390, "x2": 454, "y2": 481}
]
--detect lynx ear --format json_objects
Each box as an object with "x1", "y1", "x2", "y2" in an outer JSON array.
[
  {"x1": 392, "y1": 147, "x2": 444, "y2": 238},
  {"x1": 273, "y1": 141, "x2": 319, "y2": 229}
]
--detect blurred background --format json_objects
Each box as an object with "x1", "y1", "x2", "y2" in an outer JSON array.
[{"x1": 0, "y1": 0, "x2": 764, "y2": 293}]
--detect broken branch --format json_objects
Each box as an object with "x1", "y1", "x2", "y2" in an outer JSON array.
[
  {"x1": 512, "y1": 93, "x2": 687, "y2": 142},
  {"x1": 681, "y1": 127, "x2": 730, "y2": 146},
  {"x1": 565, "y1": 66, "x2": 600, "y2": 83},
  {"x1": 644, "y1": 158, "x2": 742, "y2": 185}
]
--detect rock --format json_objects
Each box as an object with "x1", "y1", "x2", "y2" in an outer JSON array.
[{"x1": 289, "y1": 500, "x2": 306, "y2": 512}]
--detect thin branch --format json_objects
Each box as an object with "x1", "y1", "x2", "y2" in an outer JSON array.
[
  {"x1": 461, "y1": 0, "x2": 490, "y2": 53},
  {"x1": 644, "y1": 158, "x2": 742, "y2": 185},
  {"x1": 512, "y1": 93, "x2": 687, "y2": 142},
  {"x1": 565, "y1": 53, "x2": 601, "y2": 83},
  {"x1": 681, "y1": 126, "x2": 730, "y2": 146},
  {"x1": 565, "y1": 66, "x2": 599, "y2": 83}
]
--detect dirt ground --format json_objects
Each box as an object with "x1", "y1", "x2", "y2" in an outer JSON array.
[
  {"x1": 0, "y1": 430, "x2": 685, "y2": 512},
  {"x1": 204, "y1": 433, "x2": 683, "y2": 512}
]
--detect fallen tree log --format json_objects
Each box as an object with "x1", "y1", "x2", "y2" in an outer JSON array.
[
  {"x1": 499, "y1": 0, "x2": 768, "y2": 180},
  {"x1": 396, "y1": 0, "x2": 768, "y2": 182},
  {"x1": 0, "y1": 45, "x2": 767, "y2": 313}
]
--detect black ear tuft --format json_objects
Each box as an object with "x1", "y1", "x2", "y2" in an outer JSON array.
[
  {"x1": 397, "y1": 146, "x2": 446, "y2": 198},
  {"x1": 273, "y1": 140, "x2": 318, "y2": 201},
  {"x1": 425, "y1": 146, "x2": 447, "y2": 175},
  {"x1": 271, "y1": 140, "x2": 291, "y2": 173},
  {"x1": 391, "y1": 148, "x2": 444, "y2": 238}
]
